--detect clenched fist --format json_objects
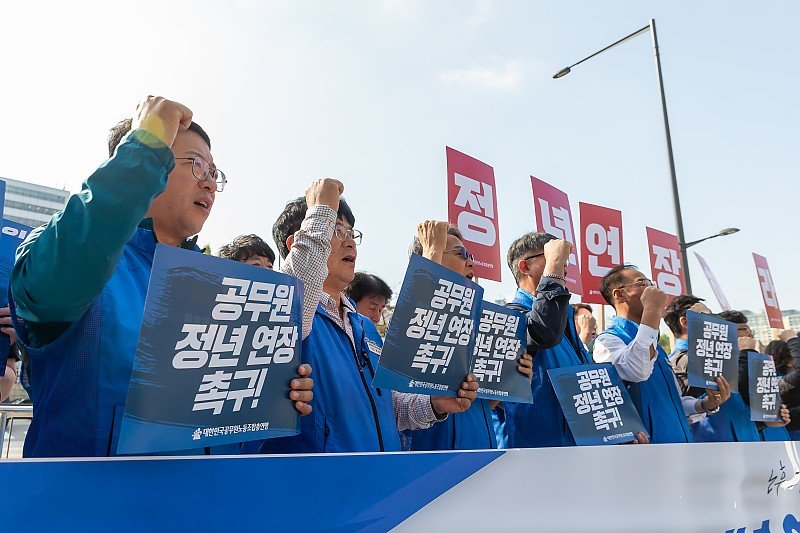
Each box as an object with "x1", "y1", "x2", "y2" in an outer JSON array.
[
  {"x1": 305, "y1": 178, "x2": 343, "y2": 213},
  {"x1": 542, "y1": 239, "x2": 572, "y2": 277},
  {"x1": 417, "y1": 220, "x2": 449, "y2": 260},
  {"x1": 133, "y1": 96, "x2": 193, "y2": 148}
]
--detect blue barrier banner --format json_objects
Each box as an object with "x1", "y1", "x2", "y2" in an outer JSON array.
[
  {"x1": 687, "y1": 310, "x2": 739, "y2": 391},
  {"x1": 373, "y1": 253, "x2": 483, "y2": 396},
  {"x1": 748, "y1": 352, "x2": 781, "y2": 422},
  {"x1": 0, "y1": 218, "x2": 32, "y2": 374},
  {"x1": 118, "y1": 245, "x2": 303, "y2": 454},
  {"x1": 548, "y1": 363, "x2": 647, "y2": 445},
  {"x1": 470, "y1": 301, "x2": 532, "y2": 403}
]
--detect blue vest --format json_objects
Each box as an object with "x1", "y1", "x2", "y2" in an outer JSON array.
[
  {"x1": 506, "y1": 289, "x2": 591, "y2": 448},
  {"x1": 260, "y1": 305, "x2": 401, "y2": 453},
  {"x1": 405, "y1": 399, "x2": 496, "y2": 451},
  {"x1": 603, "y1": 316, "x2": 691, "y2": 444},
  {"x1": 10, "y1": 227, "x2": 216, "y2": 457}
]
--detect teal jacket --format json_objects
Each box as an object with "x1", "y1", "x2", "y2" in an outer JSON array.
[{"x1": 9, "y1": 130, "x2": 205, "y2": 457}]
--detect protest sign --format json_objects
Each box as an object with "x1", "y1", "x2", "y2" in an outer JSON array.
[
  {"x1": 118, "y1": 245, "x2": 303, "y2": 454},
  {"x1": 686, "y1": 310, "x2": 739, "y2": 391},
  {"x1": 446, "y1": 147, "x2": 502, "y2": 282},
  {"x1": 748, "y1": 352, "x2": 781, "y2": 422},
  {"x1": 373, "y1": 253, "x2": 483, "y2": 396},
  {"x1": 0, "y1": 219, "x2": 33, "y2": 372},
  {"x1": 578, "y1": 202, "x2": 623, "y2": 304},
  {"x1": 548, "y1": 364, "x2": 647, "y2": 446},
  {"x1": 470, "y1": 301, "x2": 532, "y2": 403},
  {"x1": 530, "y1": 176, "x2": 582, "y2": 294},
  {"x1": 645, "y1": 227, "x2": 685, "y2": 302},
  {"x1": 753, "y1": 253, "x2": 783, "y2": 328},
  {"x1": 694, "y1": 252, "x2": 731, "y2": 311}
]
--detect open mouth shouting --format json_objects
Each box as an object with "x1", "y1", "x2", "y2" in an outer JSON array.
[{"x1": 193, "y1": 196, "x2": 214, "y2": 213}]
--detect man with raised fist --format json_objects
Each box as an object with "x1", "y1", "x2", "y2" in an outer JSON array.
[
  {"x1": 594, "y1": 265, "x2": 729, "y2": 443},
  {"x1": 10, "y1": 97, "x2": 313, "y2": 457}
]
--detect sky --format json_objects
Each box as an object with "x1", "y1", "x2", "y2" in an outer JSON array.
[{"x1": 0, "y1": 0, "x2": 797, "y2": 315}]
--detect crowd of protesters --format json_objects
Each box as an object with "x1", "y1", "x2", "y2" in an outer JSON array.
[{"x1": 1, "y1": 96, "x2": 795, "y2": 458}]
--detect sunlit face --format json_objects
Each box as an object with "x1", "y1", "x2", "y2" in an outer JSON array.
[
  {"x1": 357, "y1": 294, "x2": 387, "y2": 325},
  {"x1": 612, "y1": 269, "x2": 651, "y2": 316},
  {"x1": 441, "y1": 235, "x2": 474, "y2": 279},
  {"x1": 326, "y1": 217, "x2": 357, "y2": 292},
  {"x1": 243, "y1": 255, "x2": 273, "y2": 269},
  {"x1": 148, "y1": 130, "x2": 216, "y2": 243}
]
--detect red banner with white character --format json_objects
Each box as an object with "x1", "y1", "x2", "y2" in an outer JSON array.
[
  {"x1": 446, "y1": 147, "x2": 502, "y2": 282},
  {"x1": 579, "y1": 202, "x2": 624, "y2": 305},
  {"x1": 530, "y1": 176, "x2": 582, "y2": 295},
  {"x1": 645, "y1": 227, "x2": 685, "y2": 303},
  {"x1": 752, "y1": 253, "x2": 783, "y2": 328}
]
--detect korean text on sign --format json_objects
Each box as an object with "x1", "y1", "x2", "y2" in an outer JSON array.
[
  {"x1": 176, "y1": 277, "x2": 298, "y2": 415},
  {"x1": 472, "y1": 308, "x2": 521, "y2": 383},
  {"x1": 407, "y1": 278, "x2": 476, "y2": 374},
  {"x1": 572, "y1": 368, "x2": 625, "y2": 432}
]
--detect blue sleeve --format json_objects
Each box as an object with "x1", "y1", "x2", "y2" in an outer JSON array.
[{"x1": 11, "y1": 129, "x2": 173, "y2": 326}]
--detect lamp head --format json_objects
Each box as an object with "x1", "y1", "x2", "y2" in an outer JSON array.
[
  {"x1": 718, "y1": 228, "x2": 739, "y2": 236},
  {"x1": 553, "y1": 67, "x2": 572, "y2": 79}
]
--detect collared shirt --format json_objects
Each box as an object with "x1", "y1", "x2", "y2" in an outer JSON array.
[
  {"x1": 320, "y1": 291, "x2": 439, "y2": 431},
  {"x1": 593, "y1": 324, "x2": 659, "y2": 382},
  {"x1": 596, "y1": 324, "x2": 702, "y2": 420}
]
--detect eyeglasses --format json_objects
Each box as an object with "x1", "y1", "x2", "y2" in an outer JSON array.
[
  {"x1": 737, "y1": 325, "x2": 753, "y2": 335},
  {"x1": 616, "y1": 279, "x2": 654, "y2": 290},
  {"x1": 334, "y1": 224, "x2": 362, "y2": 244},
  {"x1": 175, "y1": 156, "x2": 227, "y2": 192},
  {"x1": 449, "y1": 246, "x2": 474, "y2": 261},
  {"x1": 523, "y1": 252, "x2": 545, "y2": 261}
]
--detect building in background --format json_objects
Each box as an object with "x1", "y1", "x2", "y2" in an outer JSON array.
[
  {"x1": 742, "y1": 309, "x2": 800, "y2": 345},
  {"x1": 2, "y1": 177, "x2": 69, "y2": 228}
]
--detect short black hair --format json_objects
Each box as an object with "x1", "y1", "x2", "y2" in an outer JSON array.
[
  {"x1": 272, "y1": 197, "x2": 355, "y2": 259},
  {"x1": 409, "y1": 223, "x2": 463, "y2": 257},
  {"x1": 662, "y1": 295, "x2": 705, "y2": 336},
  {"x1": 345, "y1": 272, "x2": 393, "y2": 303},
  {"x1": 218, "y1": 234, "x2": 276, "y2": 265},
  {"x1": 599, "y1": 264, "x2": 639, "y2": 307},
  {"x1": 571, "y1": 303, "x2": 593, "y2": 314},
  {"x1": 506, "y1": 232, "x2": 556, "y2": 283},
  {"x1": 107, "y1": 118, "x2": 211, "y2": 157},
  {"x1": 766, "y1": 340, "x2": 792, "y2": 375},
  {"x1": 719, "y1": 310, "x2": 748, "y2": 324}
]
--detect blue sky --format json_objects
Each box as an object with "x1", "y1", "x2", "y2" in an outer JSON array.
[{"x1": 1, "y1": 1, "x2": 797, "y2": 315}]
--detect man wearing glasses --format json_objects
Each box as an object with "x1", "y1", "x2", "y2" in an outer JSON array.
[
  {"x1": 594, "y1": 265, "x2": 721, "y2": 443},
  {"x1": 263, "y1": 208, "x2": 479, "y2": 454},
  {"x1": 502, "y1": 232, "x2": 647, "y2": 447},
  {"x1": 9, "y1": 97, "x2": 314, "y2": 457}
]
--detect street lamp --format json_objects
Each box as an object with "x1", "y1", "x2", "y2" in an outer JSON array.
[
  {"x1": 681, "y1": 227, "x2": 740, "y2": 250},
  {"x1": 553, "y1": 19, "x2": 700, "y2": 292}
]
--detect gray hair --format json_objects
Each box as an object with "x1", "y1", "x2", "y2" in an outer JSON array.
[{"x1": 506, "y1": 232, "x2": 556, "y2": 282}]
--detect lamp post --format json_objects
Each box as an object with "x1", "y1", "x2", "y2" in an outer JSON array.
[
  {"x1": 681, "y1": 228, "x2": 739, "y2": 250},
  {"x1": 554, "y1": 19, "x2": 699, "y2": 291}
]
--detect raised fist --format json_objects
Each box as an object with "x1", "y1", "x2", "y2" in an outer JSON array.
[
  {"x1": 417, "y1": 220, "x2": 449, "y2": 257},
  {"x1": 305, "y1": 178, "x2": 344, "y2": 212},
  {"x1": 133, "y1": 96, "x2": 193, "y2": 148},
  {"x1": 640, "y1": 286, "x2": 669, "y2": 312},
  {"x1": 543, "y1": 239, "x2": 572, "y2": 274}
]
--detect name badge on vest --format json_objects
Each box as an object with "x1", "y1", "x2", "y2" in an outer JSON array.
[{"x1": 365, "y1": 339, "x2": 382, "y2": 357}]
